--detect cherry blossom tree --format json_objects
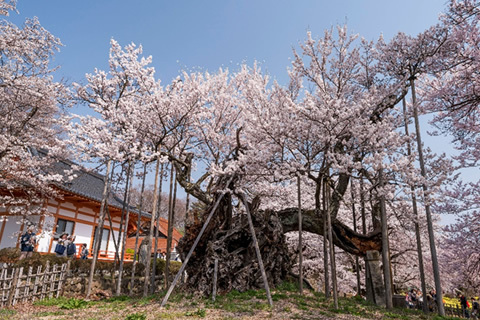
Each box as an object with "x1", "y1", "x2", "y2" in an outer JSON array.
[
  {"x1": 70, "y1": 39, "x2": 162, "y2": 297},
  {"x1": 0, "y1": 0, "x2": 70, "y2": 219}
]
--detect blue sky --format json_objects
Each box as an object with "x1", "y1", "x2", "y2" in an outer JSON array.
[
  {"x1": 8, "y1": 1, "x2": 459, "y2": 219},
  {"x1": 9, "y1": 0, "x2": 446, "y2": 87}
]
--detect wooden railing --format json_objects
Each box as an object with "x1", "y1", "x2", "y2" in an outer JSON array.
[{"x1": 66, "y1": 244, "x2": 135, "y2": 261}]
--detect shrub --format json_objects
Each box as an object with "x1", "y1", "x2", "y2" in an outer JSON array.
[
  {"x1": 185, "y1": 308, "x2": 206, "y2": 317},
  {"x1": 14, "y1": 253, "x2": 67, "y2": 269},
  {"x1": 59, "y1": 297, "x2": 88, "y2": 309},
  {"x1": 4, "y1": 251, "x2": 182, "y2": 278},
  {"x1": 0, "y1": 247, "x2": 21, "y2": 263}
]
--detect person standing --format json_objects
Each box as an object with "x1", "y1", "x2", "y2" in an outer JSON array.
[
  {"x1": 471, "y1": 297, "x2": 479, "y2": 320},
  {"x1": 55, "y1": 233, "x2": 68, "y2": 257},
  {"x1": 460, "y1": 294, "x2": 470, "y2": 318},
  {"x1": 66, "y1": 235, "x2": 77, "y2": 259},
  {"x1": 19, "y1": 226, "x2": 36, "y2": 260}
]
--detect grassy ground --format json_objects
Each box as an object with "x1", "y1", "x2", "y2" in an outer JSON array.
[{"x1": 0, "y1": 282, "x2": 460, "y2": 320}]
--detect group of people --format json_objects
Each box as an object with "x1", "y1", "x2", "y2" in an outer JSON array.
[
  {"x1": 54, "y1": 233, "x2": 89, "y2": 259},
  {"x1": 405, "y1": 288, "x2": 438, "y2": 311},
  {"x1": 19, "y1": 226, "x2": 89, "y2": 260},
  {"x1": 460, "y1": 294, "x2": 480, "y2": 319}
]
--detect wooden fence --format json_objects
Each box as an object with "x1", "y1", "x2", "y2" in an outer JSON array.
[{"x1": 0, "y1": 261, "x2": 70, "y2": 307}]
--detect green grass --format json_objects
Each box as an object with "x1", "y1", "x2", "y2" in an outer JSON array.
[
  {"x1": 125, "y1": 313, "x2": 146, "y2": 320},
  {"x1": 0, "y1": 309, "x2": 16, "y2": 320},
  {"x1": 184, "y1": 308, "x2": 206, "y2": 317},
  {"x1": 33, "y1": 310, "x2": 66, "y2": 317},
  {"x1": 58, "y1": 297, "x2": 89, "y2": 309},
  {"x1": 33, "y1": 296, "x2": 71, "y2": 306},
  {"x1": 11, "y1": 281, "x2": 468, "y2": 320}
]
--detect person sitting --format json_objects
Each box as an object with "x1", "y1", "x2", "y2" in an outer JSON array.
[{"x1": 406, "y1": 289, "x2": 417, "y2": 309}]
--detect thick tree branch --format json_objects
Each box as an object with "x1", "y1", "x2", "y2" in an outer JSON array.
[{"x1": 274, "y1": 208, "x2": 381, "y2": 256}]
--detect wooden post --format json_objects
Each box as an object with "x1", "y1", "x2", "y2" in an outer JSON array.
[
  {"x1": 402, "y1": 97, "x2": 428, "y2": 313},
  {"x1": 165, "y1": 165, "x2": 176, "y2": 289},
  {"x1": 212, "y1": 258, "x2": 218, "y2": 302},
  {"x1": 160, "y1": 176, "x2": 234, "y2": 308},
  {"x1": 325, "y1": 177, "x2": 338, "y2": 309},
  {"x1": 297, "y1": 174, "x2": 303, "y2": 295},
  {"x1": 379, "y1": 169, "x2": 393, "y2": 309},
  {"x1": 32, "y1": 265, "x2": 41, "y2": 302},
  {"x1": 144, "y1": 157, "x2": 161, "y2": 297},
  {"x1": 40, "y1": 261, "x2": 50, "y2": 300},
  {"x1": 130, "y1": 163, "x2": 148, "y2": 296},
  {"x1": 115, "y1": 161, "x2": 133, "y2": 266},
  {"x1": 116, "y1": 161, "x2": 134, "y2": 296},
  {"x1": 350, "y1": 179, "x2": 361, "y2": 296},
  {"x1": 410, "y1": 78, "x2": 445, "y2": 316},
  {"x1": 323, "y1": 207, "x2": 330, "y2": 298},
  {"x1": 106, "y1": 206, "x2": 120, "y2": 260},
  {"x1": 87, "y1": 159, "x2": 112, "y2": 298},
  {"x1": 151, "y1": 163, "x2": 165, "y2": 294},
  {"x1": 240, "y1": 193, "x2": 273, "y2": 307},
  {"x1": 59, "y1": 261, "x2": 71, "y2": 297},
  {"x1": 23, "y1": 266, "x2": 33, "y2": 304},
  {"x1": 49, "y1": 264, "x2": 57, "y2": 299},
  {"x1": 7, "y1": 268, "x2": 20, "y2": 306}
]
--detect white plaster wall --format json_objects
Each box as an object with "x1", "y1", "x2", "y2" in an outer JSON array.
[
  {"x1": 74, "y1": 223, "x2": 93, "y2": 248},
  {"x1": 109, "y1": 230, "x2": 121, "y2": 252},
  {"x1": 47, "y1": 205, "x2": 57, "y2": 214},
  {"x1": 37, "y1": 215, "x2": 55, "y2": 253},
  {"x1": 58, "y1": 208, "x2": 75, "y2": 218},
  {"x1": 77, "y1": 213, "x2": 94, "y2": 223},
  {"x1": 79, "y1": 207, "x2": 95, "y2": 215},
  {"x1": 0, "y1": 216, "x2": 22, "y2": 249}
]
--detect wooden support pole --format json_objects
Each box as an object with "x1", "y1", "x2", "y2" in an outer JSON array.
[
  {"x1": 160, "y1": 176, "x2": 234, "y2": 308},
  {"x1": 212, "y1": 258, "x2": 218, "y2": 302},
  {"x1": 7, "y1": 268, "x2": 20, "y2": 306},
  {"x1": 87, "y1": 159, "x2": 112, "y2": 298},
  {"x1": 402, "y1": 97, "x2": 428, "y2": 313},
  {"x1": 116, "y1": 161, "x2": 134, "y2": 296},
  {"x1": 410, "y1": 78, "x2": 445, "y2": 316},
  {"x1": 240, "y1": 193, "x2": 273, "y2": 308},
  {"x1": 130, "y1": 163, "x2": 148, "y2": 296},
  {"x1": 165, "y1": 165, "x2": 176, "y2": 289},
  {"x1": 297, "y1": 174, "x2": 303, "y2": 295},
  {"x1": 151, "y1": 163, "x2": 164, "y2": 294},
  {"x1": 144, "y1": 157, "x2": 161, "y2": 297},
  {"x1": 350, "y1": 179, "x2": 361, "y2": 296},
  {"x1": 325, "y1": 177, "x2": 338, "y2": 309},
  {"x1": 379, "y1": 169, "x2": 393, "y2": 309},
  {"x1": 115, "y1": 161, "x2": 132, "y2": 266}
]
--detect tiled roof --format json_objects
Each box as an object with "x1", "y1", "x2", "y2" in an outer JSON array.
[{"x1": 50, "y1": 158, "x2": 150, "y2": 218}]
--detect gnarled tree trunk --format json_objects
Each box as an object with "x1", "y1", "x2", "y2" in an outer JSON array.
[
  {"x1": 177, "y1": 195, "x2": 290, "y2": 294},
  {"x1": 177, "y1": 195, "x2": 382, "y2": 295}
]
